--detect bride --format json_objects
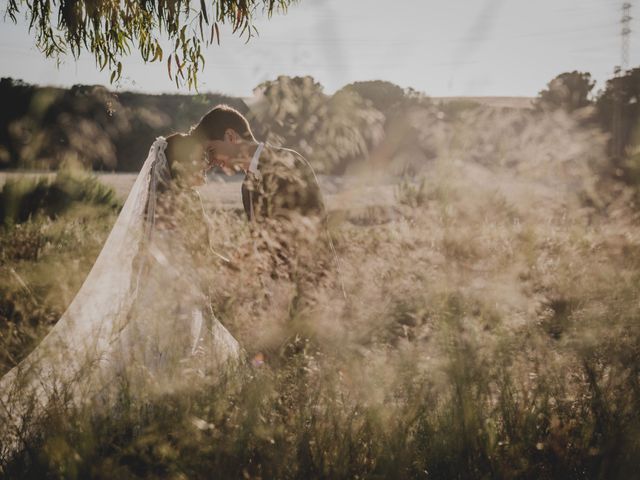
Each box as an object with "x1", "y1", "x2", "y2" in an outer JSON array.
[{"x1": 0, "y1": 125, "x2": 241, "y2": 462}]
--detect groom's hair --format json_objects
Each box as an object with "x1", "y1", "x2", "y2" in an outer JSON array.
[{"x1": 191, "y1": 105, "x2": 255, "y2": 142}]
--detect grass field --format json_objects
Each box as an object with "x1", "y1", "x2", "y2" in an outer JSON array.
[
  {"x1": 0, "y1": 172, "x2": 400, "y2": 212},
  {"x1": 1, "y1": 106, "x2": 639, "y2": 478}
]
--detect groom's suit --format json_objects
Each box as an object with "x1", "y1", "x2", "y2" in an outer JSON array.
[{"x1": 240, "y1": 145, "x2": 324, "y2": 222}]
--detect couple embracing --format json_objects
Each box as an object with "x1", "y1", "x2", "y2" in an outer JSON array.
[
  {"x1": 0, "y1": 104, "x2": 329, "y2": 463},
  {"x1": 165, "y1": 104, "x2": 323, "y2": 222}
]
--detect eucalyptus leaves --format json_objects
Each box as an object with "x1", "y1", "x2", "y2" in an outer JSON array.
[{"x1": 5, "y1": 0, "x2": 295, "y2": 89}]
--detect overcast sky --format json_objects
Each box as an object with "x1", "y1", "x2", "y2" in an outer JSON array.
[{"x1": 0, "y1": 0, "x2": 638, "y2": 97}]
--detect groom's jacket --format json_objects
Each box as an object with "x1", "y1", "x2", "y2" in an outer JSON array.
[{"x1": 241, "y1": 145, "x2": 324, "y2": 222}]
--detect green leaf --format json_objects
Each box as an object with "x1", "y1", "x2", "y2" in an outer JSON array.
[
  {"x1": 200, "y1": 0, "x2": 209, "y2": 23},
  {"x1": 6, "y1": 0, "x2": 298, "y2": 88},
  {"x1": 151, "y1": 44, "x2": 162, "y2": 62}
]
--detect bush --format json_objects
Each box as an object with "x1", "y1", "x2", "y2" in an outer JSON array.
[
  {"x1": 0, "y1": 172, "x2": 119, "y2": 375},
  {"x1": 535, "y1": 71, "x2": 595, "y2": 113},
  {"x1": 0, "y1": 168, "x2": 120, "y2": 226}
]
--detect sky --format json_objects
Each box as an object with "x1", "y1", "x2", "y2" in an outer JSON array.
[{"x1": 0, "y1": 0, "x2": 639, "y2": 98}]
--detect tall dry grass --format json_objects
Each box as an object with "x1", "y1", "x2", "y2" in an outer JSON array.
[{"x1": 1, "y1": 106, "x2": 640, "y2": 479}]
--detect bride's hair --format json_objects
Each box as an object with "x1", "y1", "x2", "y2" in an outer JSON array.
[
  {"x1": 165, "y1": 133, "x2": 204, "y2": 179},
  {"x1": 190, "y1": 104, "x2": 256, "y2": 142}
]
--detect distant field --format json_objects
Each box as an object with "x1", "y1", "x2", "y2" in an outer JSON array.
[
  {"x1": 0, "y1": 171, "x2": 400, "y2": 212},
  {"x1": 433, "y1": 96, "x2": 535, "y2": 109}
]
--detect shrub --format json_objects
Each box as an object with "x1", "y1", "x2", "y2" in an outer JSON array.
[{"x1": 0, "y1": 168, "x2": 120, "y2": 226}]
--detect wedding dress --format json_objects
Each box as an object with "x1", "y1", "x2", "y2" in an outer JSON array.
[{"x1": 0, "y1": 137, "x2": 241, "y2": 463}]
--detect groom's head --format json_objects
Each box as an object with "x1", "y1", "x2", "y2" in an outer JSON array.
[{"x1": 192, "y1": 105, "x2": 257, "y2": 173}]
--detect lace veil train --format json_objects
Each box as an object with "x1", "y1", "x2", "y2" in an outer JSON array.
[{"x1": 0, "y1": 137, "x2": 240, "y2": 463}]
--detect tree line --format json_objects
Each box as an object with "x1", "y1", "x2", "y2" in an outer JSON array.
[
  {"x1": 0, "y1": 76, "x2": 420, "y2": 174},
  {"x1": 535, "y1": 68, "x2": 640, "y2": 181},
  {"x1": 0, "y1": 70, "x2": 638, "y2": 176}
]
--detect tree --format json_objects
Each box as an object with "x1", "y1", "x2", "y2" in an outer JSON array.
[
  {"x1": 0, "y1": 78, "x2": 247, "y2": 170},
  {"x1": 342, "y1": 80, "x2": 406, "y2": 116},
  {"x1": 313, "y1": 87, "x2": 385, "y2": 173},
  {"x1": 248, "y1": 75, "x2": 328, "y2": 157},
  {"x1": 4, "y1": 0, "x2": 296, "y2": 89},
  {"x1": 248, "y1": 76, "x2": 385, "y2": 173},
  {"x1": 596, "y1": 67, "x2": 640, "y2": 171},
  {"x1": 535, "y1": 71, "x2": 595, "y2": 113}
]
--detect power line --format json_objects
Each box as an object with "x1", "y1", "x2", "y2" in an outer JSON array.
[
  {"x1": 612, "y1": 2, "x2": 632, "y2": 161},
  {"x1": 621, "y1": 1, "x2": 632, "y2": 69}
]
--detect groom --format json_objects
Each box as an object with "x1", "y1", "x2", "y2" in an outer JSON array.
[{"x1": 191, "y1": 105, "x2": 324, "y2": 221}]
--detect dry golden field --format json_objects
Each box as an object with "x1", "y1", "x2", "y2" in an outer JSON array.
[{"x1": 1, "y1": 104, "x2": 640, "y2": 479}]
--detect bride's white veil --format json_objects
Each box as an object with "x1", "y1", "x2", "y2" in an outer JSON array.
[{"x1": 0, "y1": 137, "x2": 238, "y2": 463}]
